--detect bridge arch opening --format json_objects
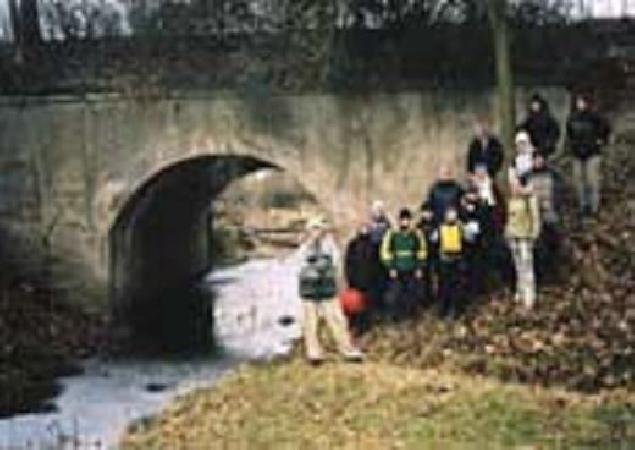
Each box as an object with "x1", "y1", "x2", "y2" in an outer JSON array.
[{"x1": 108, "y1": 154, "x2": 316, "y2": 353}]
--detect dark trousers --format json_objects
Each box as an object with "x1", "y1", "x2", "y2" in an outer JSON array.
[
  {"x1": 464, "y1": 244, "x2": 484, "y2": 297},
  {"x1": 370, "y1": 268, "x2": 389, "y2": 312},
  {"x1": 384, "y1": 271, "x2": 425, "y2": 320},
  {"x1": 439, "y1": 258, "x2": 465, "y2": 318},
  {"x1": 534, "y1": 222, "x2": 561, "y2": 284},
  {"x1": 347, "y1": 286, "x2": 375, "y2": 336}
]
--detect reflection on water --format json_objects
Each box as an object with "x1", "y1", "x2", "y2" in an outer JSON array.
[{"x1": 0, "y1": 258, "x2": 301, "y2": 449}]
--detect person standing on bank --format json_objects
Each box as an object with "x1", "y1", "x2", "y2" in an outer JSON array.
[
  {"x1": 367, "y1": 200, "x2": 392, "y2": 310},
  {"x1": 381, "y1": 208, "x2": 427, "y2": 320},
  {"x1": 566, "y1": 94, "x2": 612, "y2": 218},
  {"x1": 505, "y1": 178, "x2": 541, "y2": 309},
  {"x1": 509, "y1": 131, "x2": 536, "y2": 187},
  {"x1": 297, "y1": 217, "x2": 364, "y2": 365},
  {"x1": 434, "y1": 206, "x2": 469, "y2": 319},
  {"x1": 424, "y1": 163, "x2": 465, "y2": 226},
  {"x1": 344, "y1": 222, "x2": 379, "y2": 333},
  {"x1": 518, "y1": 94, "x2": 561, "y2": 159},
  {"x1": 466, "y1": 116, "x2": 505, "y2": 179}
]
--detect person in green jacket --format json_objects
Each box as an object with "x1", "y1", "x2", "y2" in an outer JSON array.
[{"x1": 380, "y1": 208, "x2": 427, "y2": 320}]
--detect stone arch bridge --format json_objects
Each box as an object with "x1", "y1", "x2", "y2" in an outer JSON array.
[{"x1": 0, "y1": 88, "x2": 568, "y2": 339}]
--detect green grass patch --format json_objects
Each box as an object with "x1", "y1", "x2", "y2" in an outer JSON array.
[{"x1": 122, "y1": 362, "x2": 634, "y2": 449}]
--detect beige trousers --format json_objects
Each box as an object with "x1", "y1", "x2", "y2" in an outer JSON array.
[
  {"x1": 508, "y1": 238, "x2": 536, "y2": 309},
  {"x1": 302, "y1": 299, "x2": 354, "y2": 360},
  {"x1": 572, "y1": 156, "x2": 602, "y2": 214}
]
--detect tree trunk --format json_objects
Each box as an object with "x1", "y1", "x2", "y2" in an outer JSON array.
[
  {"x1": 486, "y1": 0, "x2": 515, "y2": 170},
  {"x1": 9, "y1": 0, "x2": 41, "y2": 65},
  {"x1": 20, "y1": 0, "x2": 42, "y2": 48},
  {"x1": 8, "y1": 0, "x2": 22, "y2": 63}
]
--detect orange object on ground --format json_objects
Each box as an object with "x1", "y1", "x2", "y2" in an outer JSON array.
[{"x1": 339, "y1": 288, "x2": 366, "y2": 316}]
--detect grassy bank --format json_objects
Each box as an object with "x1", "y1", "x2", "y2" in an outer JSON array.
[
  {"x1": 122, "y1": 361, "x2": 634, "y2": 449},
  {"x1": 122, "y1": 143, "x2": 635, "y2": 448}
]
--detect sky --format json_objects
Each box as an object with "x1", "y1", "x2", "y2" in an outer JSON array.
[
  {"x1": 578, "y1": 0, "x2": 635, "y2": 16},
  {"x1": 0, "y1": 0, "x2": 634, "y2": 41}
]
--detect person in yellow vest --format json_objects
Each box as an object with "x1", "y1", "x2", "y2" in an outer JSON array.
[
  {"x1": 505, "y1": 178, "x2": 541, "y2": 309},
  {"x1": 433, "y1": 206, "x2": 467, "y2": 319},
  {"x1": 380, "y1": 208, "x2": 427, "y2": 320}
]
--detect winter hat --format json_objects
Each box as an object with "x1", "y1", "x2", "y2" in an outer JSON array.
[
  {"x1": 530, "y1": 94, "x2": 547, "y2": 109},
  {"x1": 398, "y1": 208, "x2": 412, "y2": 220},
  {"x1": 306, "y1": 215, "x2": 326, "y2": 231},
  {"x1": 515, "y1": 130, "x2": 531, "y2": 145},
  {"x1": 371, "y1": 200, "x2": 385, "y2": 215}
]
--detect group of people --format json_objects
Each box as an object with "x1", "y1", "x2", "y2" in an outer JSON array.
[{"x1": 296, "y1": 93, "x2": 611, "y2": 364}]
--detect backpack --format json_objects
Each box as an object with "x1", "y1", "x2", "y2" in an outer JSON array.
[{"x1": 299, "y1": 240, "x2": 337, "y2": 300}]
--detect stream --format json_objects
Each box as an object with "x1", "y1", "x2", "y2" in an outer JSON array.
[{"x1": 0, "y1": 258, "x2": 302, "y2": 449}]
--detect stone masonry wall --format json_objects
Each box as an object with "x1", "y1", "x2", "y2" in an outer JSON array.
[{"x1": 0, "y1": 87, "x2": 570, "y2": 312}]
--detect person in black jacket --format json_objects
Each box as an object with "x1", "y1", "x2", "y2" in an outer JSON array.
[
  {"x1": 518, "y1": 94, "x2": 561, "y2": 159},
  {"x1": 461, "y1": 187, "x2": 489, "y2": 297},
  {"x1": 417, "y1": 206, "x2": 437, "y2": 302},
  {"x1": 424, "y1": 163, "x2": 465, "y2": 226},
  {"x1": 566, "y1": 94, "x2": 611, "y2": 217},
  {"x1": 466, "y1": 116, "x2": 504, "y2": 178},
  {"x1": 344, "y1": 223, "x2": 380, "y2": 332}
]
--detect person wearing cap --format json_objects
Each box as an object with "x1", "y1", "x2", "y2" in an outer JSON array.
[
  {"x1": 518, "y1": 94, "x2": 561, "y2": 159},
  {"x1": 297, "y1": 216, "x2": 363, "y2": 364},
  {"x1": 566, "y1": 94, "x2": 612, "y2": 218},
  {"x1": 505, "y1": 177, "x2": 541, "y2": 309},
  {"x1": 367, "y1": 200, "x2": 392, "y2": 310},
  {"x1": 380, "y1": 208, "x2": 427, "y2": 319},
  {"x1": 466, "y1": 116, "x2": 505, "y2": 178},
  {"x1": 368, "y1": 200, "x2": 391, "y2": 245},
  {"x1": 432, "y1": 205, "x2": 471, "y2": 319},
  {"x1": 509, "y1": 131, "x2": 535, "y2": 187}
]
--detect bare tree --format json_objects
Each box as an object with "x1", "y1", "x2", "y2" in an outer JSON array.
[
  {"x1": 8, "y1": 0, "x2": 41, "y2": 64},
  {"x1": 486, "y1": 0, "x2": 515, "y2": 164}
]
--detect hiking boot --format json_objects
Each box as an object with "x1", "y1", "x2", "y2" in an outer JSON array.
[{"x1": 307, "y1": 356, "x2": 325, "y2": 367}]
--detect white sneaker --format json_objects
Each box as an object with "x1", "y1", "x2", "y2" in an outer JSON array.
[{"x1": 343, "y1": 349, "x2": 364, "y2": 362}]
